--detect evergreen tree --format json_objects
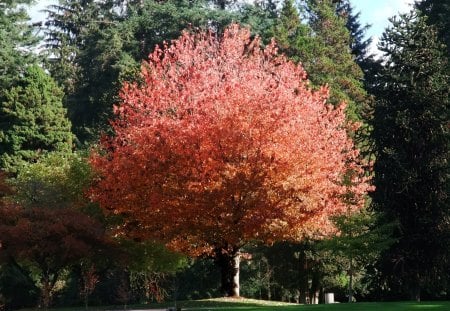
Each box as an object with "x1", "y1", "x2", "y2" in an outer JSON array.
[
  {"x1": 43, "y1": 0, "x2": 115, "y2": 94},
  {"x1": 0, "y1": 66, "x2": 73, "y2": 172},
  {"x1": 336, "y1": 0, "x2": 372, "y2": 67},
  {"x1": 238, "y1": 0, "x2": 278, "y2": 44},
  {"x1": 305, "y1": 0, "x2": 368, "y2": 121},
  {"x1": 371, "y1": 11, "x2": 449, "y2": 301},
  {"x1": 0, "y1": 0, "x2": 38, "y2": 95},
  {"x1": 269, "y1": 1, "x2": 375, "y2": 301},
  {"x1": 416, "y1": 0, "x2": 450, "y2": 54},
  {"x1": 271, "y1": 0, "x2": 314, "y2": 64}
]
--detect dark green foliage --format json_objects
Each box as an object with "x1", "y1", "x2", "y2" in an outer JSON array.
[
  {"x1": 304, "y1": 0, "x2": 368, "y2": 121},
  {"x1": 271, "y1": 0, "x2": 314, "y2": 64},
  {"x1": 416, "y1": 0, "x2": 450, "y2": 54},
  {"x1": 0, "y1": 0, "x2": 38, "y2": 93},
  {"x1": 176, "y1": 258, "x2": 221, "y2": 300},
  {"x1": 238, "y1": 1, "x2": 278, "y2": 44},
  {"x1": 319, "y1": 210, "x2": 395, "y2": 302},
  {"x1": 0, "y1": 260, "x2": 39, "y2": 309},
  {"x1": 240, "y1": 242, "x2": 346, "y2": 303},
  {"x1": 0, "y1": 65, "x2": 73, "y2": 172},
  {"x1": 43, "y1": 0, "x2": 114, "y2": 94},
  {"x1": 336, "y1": 0, "x2": 372, "y2": 65},
  {"x1": 371, "y1": 10, "x2": 449, "y2": 300},
  {"x1": 43, "y1": 0, "x2": 121, "y2": 143},
  {"x1": 271, "y1": 0, "x2": 369, "y2": 122}
]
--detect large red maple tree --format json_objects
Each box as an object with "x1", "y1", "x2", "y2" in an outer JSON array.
[{"x1": 90, "y1": 24, "x2": 372, "y2": 297}]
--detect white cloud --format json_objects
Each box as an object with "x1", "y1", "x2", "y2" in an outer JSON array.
[
  {"x1": 368, "y1": 35, "x2": 382, "y2": 58},
  {"x1": 28, "y1": 0, "x2": 55, "y2": 23},
  {"x1": 397, "y1": 0, "x2": 415, "y2": 13}
]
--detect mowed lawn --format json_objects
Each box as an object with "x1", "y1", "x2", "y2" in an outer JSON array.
[
  {"x1": 19, "y1": 298, "x2": 450, "y2": 311},
  {"x1": 161, "y1": 298, "x2": 450, "y2": 311}
]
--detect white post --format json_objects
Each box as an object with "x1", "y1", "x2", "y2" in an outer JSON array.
[{"x1": 325, "y1": 292, "x2": 335, "y2": 304}]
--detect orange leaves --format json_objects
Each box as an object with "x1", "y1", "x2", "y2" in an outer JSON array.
[{"x1": 90, "y1": 24, "x2": 372, "y2": 256}]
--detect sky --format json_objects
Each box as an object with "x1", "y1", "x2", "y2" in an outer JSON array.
[
  {"x1": 351, "y1": 0, "x2": 415, "y2": 56},
  {"x1": 28, "y1": 0, "x2": 416, "y2": 55}
]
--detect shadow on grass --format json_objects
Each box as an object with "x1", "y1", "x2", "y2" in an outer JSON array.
[
  {"x1": 18, "y1": 300, "x2": 450, "y2": 311},
  {"x1": 172, "y1": 301, "x2": 450, "y2": 311}
]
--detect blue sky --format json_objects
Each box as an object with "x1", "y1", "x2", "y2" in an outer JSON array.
[
  {"x1": 351, "y1": 0, "x2": 415, "y2": 55},
  {"x1": 28, "y1": 0, "x2": 416, "y2": 55}
]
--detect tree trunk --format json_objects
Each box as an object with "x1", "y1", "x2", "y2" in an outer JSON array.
[
  {"x1": 310, "y1": 272, "x2": 320, "y2": 304},
  {"x1": 215, "y1": 248, "x2": 240, "y2": 297},
  {"x1": 41, "y1": 273, "x2": 52, "y2": 310},
  {"x1": 348, "y1": 258, "x2": 353, "y2": 303},
  {"x1": 297, "y1": 250, "x2": 309, "y2": 304},
  {"x1": 411, "y1": 275, "x2": 421, "y2": 302}
]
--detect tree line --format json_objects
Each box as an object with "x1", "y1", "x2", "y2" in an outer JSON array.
[{"x1": 0, "y1": 0, "x2": 448, "y2": 309}]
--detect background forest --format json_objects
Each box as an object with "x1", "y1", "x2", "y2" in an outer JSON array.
[{"x1": 0, "y1": 0, "x2": 448, "y2": 309}]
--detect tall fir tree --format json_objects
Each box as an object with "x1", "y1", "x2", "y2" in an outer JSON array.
[
  {"x1": 238, "y1": 0, "x2": 278, "y2": 44},
  {"x1": 335, "y1": 0, "x2": 372, "y2": 68},
  {"x1": 371, "y1": 10, "x2": 449, "y2": 301},
  {"x1": 0, "y1": 0, "x2": 38, "y2": 96},
  {"x1": 43, "y1": 0, "x2": 117, "y2": 93},
  {"x1": 271, "y1": 0, "x2": 314, "y2": 64},
  {"x1": 416, "y1": 0, "x2": 450, "y2": 55},
  {"x1": 304, "y1": 0, "x2": 369, "y2": 122},
  {"x1": 268, "y1": 1, "x2": 377, "y2": 303},
  {"x1": 0, "y1": 66, "x2": 73, "y2": 172}
]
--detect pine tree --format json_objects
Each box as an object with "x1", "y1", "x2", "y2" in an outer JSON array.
[
  {"x1": 416, "y1": 0, "x2": 450, "y2": 54},
  {"x1": 304, "y1": 0, "x2": 368, "y2": 122},
  {"x1": 271, "y1": 0, "x2": 314, "y2": 64},
  {"x1": 43, "y1": 0, "x2": 113, "y2": 94},
  {"x1": 0, "y1": 0, "x2": 38, "y2": 95},
  {"x1": 238, "y1": 0, "x2": 278, "y2": 44},
  {"x1": 0, "y1": 66, "x2": 73, "y2": 173},
  {"x1": 371, "y1": 10, "x2": 449, "y2": 301},
  {"x1": 336, "y1": 0, "x2": 372, "y2": 67}
]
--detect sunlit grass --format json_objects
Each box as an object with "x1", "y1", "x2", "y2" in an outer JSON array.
[{"x1": 19, "y1": 298, "x2": 450, "y2": 311}]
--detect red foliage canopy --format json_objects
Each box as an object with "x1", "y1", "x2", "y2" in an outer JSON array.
[{"x1": 90, "y1": 24, "x2": 371, "y2": 256}]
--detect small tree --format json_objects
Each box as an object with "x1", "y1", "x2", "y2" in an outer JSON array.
[
  {"x1": 0, "y1": 205, "x2": 110, "y2": 309},
  {"x1": 0, "y1": 66, "x2": 73, "y2": 173},
  {"x1": 0, "y1": 153, "x2": 110, "y2": 309},
  {"x1": 320, "y1": 209, "x2": 395, "y2": 302},
  {"x1": 90, "y1": 24, "x2": 372, "y2": 297},
  {"x1": 79, "y1": 263, "x2": 99, "y2": 310}
]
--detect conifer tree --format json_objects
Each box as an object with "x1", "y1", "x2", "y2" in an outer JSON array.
[
  {"x1": 238, "y1": 0, "x2": 278, "y2": 44},
  {"x1": 371, "y1": 10, "x2": 449, "y2": 301},
  {"x1": 416, "y1": 0, "x2": 450, "y2": 54},
  {"x1": 305, "y1": 0, "x2": 368, "y2": 121},
  {"x1": 336, "y1": 0, "x2": 372, "y2": 67},
  {"x1": 43, "y1": 0, "x2": 109, "y2": 93},
  {"x1": 0, "y1": 66, "x2": 73, "y2": 172},
  {"x1": 271, "y1": 0, "x2": 314, "y2": 64},
  {"x1": 0, "y1": 0, "x2": 38, "y2": 96}
]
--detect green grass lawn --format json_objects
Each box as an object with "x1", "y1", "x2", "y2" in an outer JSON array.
[
  {"x1": 163, "y1": 298, "x2": 450, "y2": 311},
  {"x1": 19, "y1": 298, "x2": 450, "y2": 311}
]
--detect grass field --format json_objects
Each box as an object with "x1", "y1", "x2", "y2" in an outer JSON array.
[
  {"x1": 20, "y1": 298, "x2": 450, "y2": 311},
  {"x1": 157, "y1": 298, "x2": 450, "y2": 310}
]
